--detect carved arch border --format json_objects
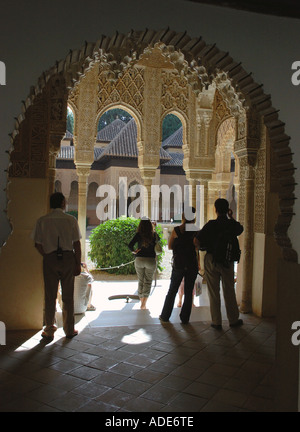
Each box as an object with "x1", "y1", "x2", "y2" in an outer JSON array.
[
  {"x1": 161, "y1": 108, "x2": 188, "y2": 153},
  {"x1": 7, "y1": 28, "x2": 297, "y2": 262},
  {"x1": 215, "y1": 117, "x2": 238, "y2": 175}
]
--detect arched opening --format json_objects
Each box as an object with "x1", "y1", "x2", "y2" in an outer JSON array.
[
  {"x1": 210, "y1": 116, "x2": 238, "y2": 218},
  {"x1": 0, "y1": 30, "x2": 296, "y2": 347},
  {"x1": 66, "y1": 105, "x2": 75, "y2": 137}
]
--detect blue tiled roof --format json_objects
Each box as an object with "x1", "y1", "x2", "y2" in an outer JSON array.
[
  {"x1": 57, "y1": 120, "x2": 184, "y2": 168},
  {"x1": 161, "y1": 152, "x2": 184, "y2": 166},
  {"x1": 57, "y1": 146, "x2": 104, "y2": 160},
  {"x1": 162, "y1": 127, "x2": 183, "y2": 149},
  {"x1": 97, "y1": 119, "x2": 171, "y2": 162},
  {"x1": 96, "y1": 119, "x2": 127, "y2": 141}
]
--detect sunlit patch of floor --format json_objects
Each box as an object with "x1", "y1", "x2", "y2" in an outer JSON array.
[{"x1": 55, "y1": 279, "x2": 212, "y2": 330}]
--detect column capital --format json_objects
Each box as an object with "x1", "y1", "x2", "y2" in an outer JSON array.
[
  {"x1": 139, "y1": 167, "x2": 157, "y2": 181},
  {"x1": 185, "y1": 168, "x2": 212, "y2": 182},
  {"x1": 75, "y1": 164, "x2": 91, "y2": 178},
  {"x1": 74, "y1": 149, "x2": 94, "y2": 166}
]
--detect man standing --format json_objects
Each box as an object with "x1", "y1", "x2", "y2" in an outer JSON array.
[
  {"x1": 195, "y1": 198, "x2": 244, "y2": 330},
  {"x1": 33, "y1": 192, "x2": 81, "y2": 340}
]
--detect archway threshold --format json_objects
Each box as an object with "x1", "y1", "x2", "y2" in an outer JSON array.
[{"x1": 55, "y1": 279, "x2": 212, "y2": 329}]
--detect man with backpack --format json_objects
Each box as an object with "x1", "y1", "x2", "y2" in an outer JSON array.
[{"x1": 194, "y1": 198, "x2": 244, "y2": 330}]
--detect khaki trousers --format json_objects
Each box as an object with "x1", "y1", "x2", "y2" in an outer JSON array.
[
  {"x1": 204, "y1": 253, "x2": 239, "y2": 326},
  {"x1": 43, "y1": 251, "x2": 75, "y2": 336},
  {"x1": 134, "y1": 257, "x2": 156, "y2": 298}
]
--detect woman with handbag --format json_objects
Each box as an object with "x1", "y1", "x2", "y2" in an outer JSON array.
[{"x1": 128, "y1": 218, "x2": 159, "y2": 310}]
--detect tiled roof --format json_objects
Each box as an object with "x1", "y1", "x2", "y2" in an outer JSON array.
[
  {"x1": 161, "y1": 152, "x2": 184, "y2": 166},
  {"x1": 57, "y1": 120, "x2": 185, "y2": 166},
  {"x1": 160, "y1": 148, "x2": 173, "y2": 161},
  {"x1": 57, "y1": 146, "x2": 74, "y2": 160},
  {"x1": 94, "y1": 147, "x2": 104, "y2": 160},
  {"x1": 57, "y1": 146, "x2": 104, "y2": 160},
  {"x1": 97, "y1": 118, "x2": 137, "y2": 159},
  {"x1": 96, "y1": 118, "x2": 127, "y2": 141},
  {"x1": 97, "y1": 119, "x2": 171, "y2": 162},
  {"x1": 162, "y1": 127, "x2": 183, "y2": 148}
]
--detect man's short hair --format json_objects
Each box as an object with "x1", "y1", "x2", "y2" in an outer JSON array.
[
  {"x1": 50, "y1": 192, "x2": 65, "y2": 209},
  {"x1": 214, "y1": 198, "x2": 229, "y2": 215}
]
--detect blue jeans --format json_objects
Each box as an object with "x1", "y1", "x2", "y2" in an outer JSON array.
[{"x1": 160, "y1": 266, "x2": 198, "y2": 323}]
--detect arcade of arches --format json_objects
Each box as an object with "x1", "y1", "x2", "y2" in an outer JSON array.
[{"x1": 0, "y1": 30, "x2": 297, "y2": 336}]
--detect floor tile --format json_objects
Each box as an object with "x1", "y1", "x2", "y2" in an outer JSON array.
[
  {"x1": 95, "y1": 387, "x2": 136, "y2": 407},
  {"x1": 71, "y1": 381, "x2": 110, "y2": 398},
  {"x1": 0, "y1": 283, "x2": 276, "y2": 413},
  {"x1": 116, "y1": 378, "x2": 152, "y2": 396},
  {"x1": 26, "y1": 384, "x2": 68, "y2": 404},
  {"x1": 47, "y1": 392, "x2": 90, "y2": 411}
]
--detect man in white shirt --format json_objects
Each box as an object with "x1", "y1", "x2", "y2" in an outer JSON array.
[{"x1": 33, "y1": 192, "x2": 82, "y2": 340}]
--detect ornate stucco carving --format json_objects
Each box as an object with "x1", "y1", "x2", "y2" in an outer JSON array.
[
  {"x1": 75, "y1": 66, "x2": 98, "y2": 168},
  {"x1": 255, "y1": 147, "x2": 266, "y2": 233},
  {"x1": 98, "y1": 64, "x2": 144, "y2": 117},
  {"x1": 9, "y1": 74, "x2": 67, "y2": 179},
  {"x1": 161, "y1": 71, "x2": 189, "y2": 115},
  {"x1": 6, "y1": 28, "x2": 297, "y2": 262},
  {"x1": 214, "y1": 89, "x2": 231, "y2": 124},
  {"x1": 136, "y1": 66, "x2": 162, "y2": 173}
]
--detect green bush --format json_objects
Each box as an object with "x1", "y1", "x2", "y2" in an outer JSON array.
[{"x1": 88, "y1": 217, "x2": 166, "y2": 275}]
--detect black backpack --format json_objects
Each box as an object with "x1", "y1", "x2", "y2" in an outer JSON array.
[{"x1": 213, "y1": 225, "x2": 241, "y2": 268}]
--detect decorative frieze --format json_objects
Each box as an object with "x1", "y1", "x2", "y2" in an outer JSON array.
[{"x1": 98, "y1": 65, "x2": 144, "y2": 116}]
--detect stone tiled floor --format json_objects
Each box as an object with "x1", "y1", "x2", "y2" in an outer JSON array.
[
  {"x1": 0, "y1": 314, "x2": 276, "y2": 412},
  {"x1": 0, "y1": 241, "x2": 276, "y2": 412}
]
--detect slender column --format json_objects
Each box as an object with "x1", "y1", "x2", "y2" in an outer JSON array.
[
  {"x1": 138, "y1": 66, "x2": 161, "y2": 218},
  {"x1": 203, "y1": 111, "x2": 213, "y2": 156},
  {"x1": 188, "y1": 178, "x2": 198, "y2": 209},
  {"x1": 143, "y1": 178, "x2": 152, "y2": 219},
  {"x1": 140, "y1": 168, "x2": 156, "y2": 219},
  {"x1": 76, "y1": 165, "x2": 90, "y2": 260},
  {"x1": 74, "y1": 65, "x2": 98, "y2": 260},
  {"x1": 200, "y1": 179, "x2": 208, "y2": 225}
]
